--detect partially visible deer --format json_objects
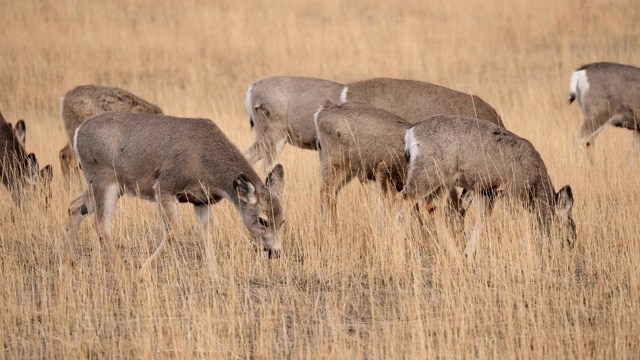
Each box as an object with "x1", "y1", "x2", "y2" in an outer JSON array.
[
  {"x1": 68, "y1": 112, "x2": 285, "y2": 274},
  {"x1": 398, "y1": 115, "x2": 576, "y2": 259},
  {"x1": 0, "y1": 112, "x2": 52, "y2": 207},
  {"x1": 569, "y1": 62, "x2": 640, "y2": 157},
  {"x1": 59, "y1": 84, "x2": 163, "y2": 184}
]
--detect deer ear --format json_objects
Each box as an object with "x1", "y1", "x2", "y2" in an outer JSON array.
[
  {"x1": 40, "y1": 164, "x2": 53, "y2": 184},
  {"x1": 14, "y1": 119, "x2": 26, "y2": 146},
  {"x1": 234, "y1": 174, "x2": 258, "y2": 205},
  {"x1": 266, "y1": 164, "x2": 285, "y2": 196},
  {"x1": 23, "y1": 153, "x2": 38, "y2": 184},
  {"x1": 254, "y1": 103, "x2": 270, "y2": 118},
  {"x1": 554, "y1": 185, "x2": 574, "y2": 217}
]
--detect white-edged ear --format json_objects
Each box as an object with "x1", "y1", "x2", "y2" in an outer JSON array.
[
  {"x1": 14, "y1": 119, "x2": 26, "y2": 147},
  {"x1": 254, "y1": 103, "x2": 270, "y2": 117},
  {"x1": 265, "y1": 164, "x2": 284, "y2": 196},
  {"x1": 234, "y1": 174, "x2": 258, "y2": 205},
  {"x1": 554, "y1": 185, "x2": 574, "y2": 217}
]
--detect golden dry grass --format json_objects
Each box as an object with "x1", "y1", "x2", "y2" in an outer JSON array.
[{"x1": 1, "y1": 0, "x2": 640, "y2": 358}]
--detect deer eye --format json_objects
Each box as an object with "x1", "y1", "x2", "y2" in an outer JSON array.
[{"x1": 258, "y1": 217, "x2": 269, "y2": 228}]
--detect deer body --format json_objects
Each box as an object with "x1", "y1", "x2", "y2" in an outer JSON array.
[
  {"x1": 400, "y1": 115, "x2": 575, "y2": 258},
  {"x1": 68, "y1": 112, "x2": 285, "y2": 272},
  {"x1": 60, "y1": 84, "x2": 163, "y2": 183},
  {"x1": 569, "y1": 62, "x2": 640, "y2": 154}
]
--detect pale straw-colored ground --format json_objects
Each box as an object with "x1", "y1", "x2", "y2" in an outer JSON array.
[{"x1": 0, "y1": 0, "x2": 638, "y2": 357}]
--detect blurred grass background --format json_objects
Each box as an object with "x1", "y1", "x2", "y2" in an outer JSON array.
[{"x1": 0, "y1": 0, "x2": 639, "y2": 358}]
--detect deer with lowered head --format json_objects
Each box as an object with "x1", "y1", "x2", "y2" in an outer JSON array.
[
  {"x1": 398, "y1": 115, "x2": 576, "y2": 259},
  {"x1": 244, "y1": 76, "x2": 504, "y2": 171},
  {"x1": 569, "y1": 62, "x2": 640, "y2": 157},
  {"x1": 0, "y1": 111, "x2": 52, "y2": 207},
  {"x1": 59, "y1": 84, "x2": 163, "y2": 184},
  {"x1": 68, "y1": 112, "x2": 285, "y2": 273}
]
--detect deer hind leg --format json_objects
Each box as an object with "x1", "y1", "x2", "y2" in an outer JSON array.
[
  {"x1": 244, "y1": 135, "x2": 286, "y2": 174},
  {"x1": 632, "y1": 129, "x2": 640, "y2": 163},
  {"x1": 59, "y1": 143, "x2": 81, "y2": 186},
  {"x1": 320, "y1": 165, "x2": 353, "y2": 227},
  {"x1": 463, "y1": 191, "x2": 496, "y2": 260},
  {"x1": 138, "y1": 192, "x2": 179, "y2": 276}
]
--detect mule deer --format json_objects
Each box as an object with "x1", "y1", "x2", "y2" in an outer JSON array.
[
  {"x1": 0, "y1": 111, "x2": 52, "y2": 207},
  {"x1": 59, "y1": 84, "x2": 163, "y2": 184},
  {"x1": 398, "y1": 115, "x2": 576, "y2": 259},
  {"x1": 569, "y1": 62, "x2": 640, "y2": 156},
  {"x1": 244, "y1": 76, "x2": 344, "y2": 171},
  {"x1": 68, "y1": 112, "x2": 285, "y2": 273},
  {"x1": 245, "y1": 76, "x2": 505, "y2": 172}
]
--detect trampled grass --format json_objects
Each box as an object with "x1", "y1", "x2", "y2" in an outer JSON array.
[{"x1": 1, "y1": 0, "x2": 639, "y2": 357}]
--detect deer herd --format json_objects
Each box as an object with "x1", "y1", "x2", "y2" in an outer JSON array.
[{"x1": 1, "y1": 61, "x2": 638, "y2": 272}]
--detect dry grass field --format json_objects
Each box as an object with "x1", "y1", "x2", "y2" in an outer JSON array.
[{"x1": 1, "y1": 0, "x2": 639, "y2": 358}]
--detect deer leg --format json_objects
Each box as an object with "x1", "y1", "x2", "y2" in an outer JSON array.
[
  {"x1": 59, "y1": 144, "x2": 81, "y2": 186},
  {"x1": 463, "y1": 192, "x2": 495, "y2": 260},
  {"x1": 194, "y1": 204, "x2": 219, "y2": 277},
  {"x1": 94, "y1": 183, "x2": 122, "y2": 268},
  {"x1": 632, "y1": 129, "x2": 640, "y2": 164},
  {"x1": 244, "y1": 140, "x2": 265, "y2": 166},
  {"x1": 138, "y1": 193, "x2": 179, "y2": 275},
  {"x1": 320, "y1": 166, "x2": 352, "y2": 227}
]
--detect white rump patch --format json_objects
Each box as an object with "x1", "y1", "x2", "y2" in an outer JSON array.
[
  {"x1": 569, "y1": 69, "x2": 589, "y2": 103},
  {"x1": 404, "y1": 127, "x2": 418, "y2": 160},
  {"x1": 245, "y1": 84, "x2": 254, "y2": 117},
  {"x1": 404, "y1": 127, "x2": 418, "y2": 178},
  {"x1": 340, "y1": 86, "x2": 349, "y2": 103},
  {"x1": 73, "y1": 125, "x2": 82, "y2": 161},
  {"x1": 313, "y1": 105, "x2": 324, "y2": 134}
]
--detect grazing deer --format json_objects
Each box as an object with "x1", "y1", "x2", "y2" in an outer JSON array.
[
  {"x1": 0, "y1": 111, "x2": 52, "y2": 207},
  {"x1": 569, "y1": 62, "x2": 640, "y2": 156},
  {"x1": 59, "y1": 84, "x2": 163, "y2": 184},
  {"x1": 244, "y1": 76, "x2": 344, "y2": 171},
  {"x1": 314, "y1": 102, "x2": 466, "y2": 232},
  {"x1": 398, "y1": 115, "x2": 576, "y2": 259},
  {"x1": 68, "y1": 112, "x2": 285, "y2": 273},
  {"x1": 245, "y1": 76, "x2": 504, "y2": 171}
]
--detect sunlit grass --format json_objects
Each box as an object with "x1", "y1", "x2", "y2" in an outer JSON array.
[{"x1": 0, "y1": 0, "x2": 639, "y2": 357}]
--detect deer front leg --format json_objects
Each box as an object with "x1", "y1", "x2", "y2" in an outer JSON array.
[
  {"x1": 193, "y1": 204, "x2": 218, "y2": 278},
  {"x1": 138, "y1": 193, "x2": 179, "y2": 276},
  {"x1": 65, "y1": 189, "x2": 96, "y2": 265},
  {"x1": 463, "y1": 192, "x2": 495, "y2": 260},
  {"x1": 93, "y1": 183, "x2": 122, "y2": 268}
]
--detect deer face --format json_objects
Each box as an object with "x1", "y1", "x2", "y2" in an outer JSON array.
[{"x1": 234, "y1": 165, "x2": 285, "y2": 258}]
